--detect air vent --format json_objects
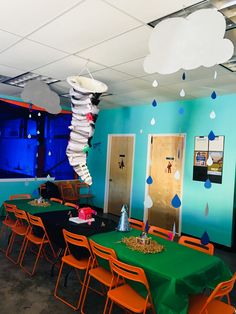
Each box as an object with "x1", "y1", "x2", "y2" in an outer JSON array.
[{"x1": 3, "y1": 72, "x2": 60, "y2": 88}]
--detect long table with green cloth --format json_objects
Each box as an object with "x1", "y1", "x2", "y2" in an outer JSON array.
[
  {"x1": 0, "y1": 199, "x2": 72, "y2": 216},
  {"x1": 90, "y1": 229, "x2": 232, "y2": 314}
]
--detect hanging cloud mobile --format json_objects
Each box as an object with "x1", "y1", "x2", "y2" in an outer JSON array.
[{"x1": 144, "y1": 9, "x2": 234, "y2": 74}]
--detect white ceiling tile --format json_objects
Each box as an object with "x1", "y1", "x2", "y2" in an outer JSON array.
[
  {"x1": 78, "y1": 26, "x2": 151, "y2": 66},
  {"x1": 105, "y1": 0, "x2": 202, "y2": 23},
  {"x1": 109, "y1": 78, "x2": 151, "y2": 94},
  {"x1": 0, "y1": 39, "x2": 67, "y2": 71},
  {"x1": 112, "y1": 57, "x2": 147, "y2": 77},
  {"x1": 0, "y1": 0, "x2": 82, "y2": 36},
  {"x1": 0, "y1": 64, "x2": 25, "y2": 78},
  {"x1": 0, "y1": 30, "x2": 21, "y2": 53},
  {"x1": 35, "y1": 55, "x2": 104, "y2": 81},
  {"x1": 29, "y1": 0, "x2": 141, "y2": 54},
  {"x1": 88, "y1": 68, "x2": 132, "y2": 86}
]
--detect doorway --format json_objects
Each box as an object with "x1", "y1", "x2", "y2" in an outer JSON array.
[
  {"x1": 104, "y1": 135, "x2": 135, "y2": 216},
  {"x1": 146, "y1": 134, "x2": 185, "y2": 233}
]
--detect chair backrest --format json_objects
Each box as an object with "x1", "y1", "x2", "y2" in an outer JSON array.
[
  {"x1": 148, "y1": 225, "x2": 174, "y2": 241},
  {"x1": 61, "y1": 183, "x2": 77, "y2": 200},
  {"x1": 50, "y1": 197, "x2": 63, "y2": 204},
  {"x1": 14, "y1": 208, "x2": 29, "y2": 222},
  {"x1": 128, "y1": 218, "x2": 145, "y2": 231},
  {"x1": 4, "y1": 203, "x2": 17, "y2": 214},
  {"x1": 64, "y1": 202, "x2": 79, "y2": 210},
  {"x1": 109, "y1": 256, "x2": 150, "y2": 292},
  {"x1": 14, "y1": 208, "x2": 29, "y2": 227},
  {"x1": 10, "y1": 194, "x2": 31, "y2": 200},
  {"x1": 27, "y1": 213, "x2": 45, "y2": 230},
  {"x1": 200, "y1": 273, "x2": 236, "y2": 313},
  {"x1": 178, "y1": 235, "x2": 214, "y2": 255},
  {"x1": 62, "y1": 229, "x2": 91, "y2": 254},
  {"x1": 89, "y1": 239, "x2": 117, "y2": 263}
]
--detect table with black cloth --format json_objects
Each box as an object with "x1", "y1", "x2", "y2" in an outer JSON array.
[
  {"x1": 90, "y1": 229, "x2": 232, "y2": 314},
  {"x1": 2, "y1": 199, "x2": 116, "y2": 256}
]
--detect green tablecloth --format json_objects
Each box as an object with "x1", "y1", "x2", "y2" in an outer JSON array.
[
  {"x1": 90, "y1": 230, "x2": 232, "y2": 314},
  {"x1": 1, "y1": 199, "x2": 72, "y2": 216}
]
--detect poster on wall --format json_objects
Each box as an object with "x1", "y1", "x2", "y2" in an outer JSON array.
[{"x1": 193, "y1": 135, "x2": 224, "y2": 184}]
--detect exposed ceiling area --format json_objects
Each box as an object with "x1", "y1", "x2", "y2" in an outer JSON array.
[{"x1": 0, "y1": 0, "x2": 236, "y2": 109}]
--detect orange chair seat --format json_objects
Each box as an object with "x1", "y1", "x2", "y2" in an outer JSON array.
[
  {"x1": 108, "y1": 284, "x2": 151, "y2": 313},
  {"x1": 62, "y1": 254, "x2": 89, "y2": 269},
  {"x1": 189, "y1": 294, "x2": 235, "y2": 314},
  {"x1": 26, "y1": 233, "x2": 49, "y2": 245},
  {"x1": 3, "y1": 219, "x2": 15, "y2": 227},
  {"x1": 12, "y1": 225, "x2": 28, "y2": 236},
  {"x1": 89, "y1": 266, "x2": 114, "y2": 287}
]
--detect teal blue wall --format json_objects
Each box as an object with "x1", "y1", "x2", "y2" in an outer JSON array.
[
  {"x1": 0, "y1": 179, "x2": 44, "y2": 214},
  {"x1": 88, "y1": 94, "x2": 236, "y2": 247}
]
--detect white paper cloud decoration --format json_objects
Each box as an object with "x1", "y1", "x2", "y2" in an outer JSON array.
[
  {"x1": 21, "y1": 80, "x2": 61, "y2": 114},
  {"x1": 144, "y1": 9, "x2": 234, "y2": 75}
]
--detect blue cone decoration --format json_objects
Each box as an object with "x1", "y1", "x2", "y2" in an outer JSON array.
[
  {"x1": 117, "y1": 204, "x2": 130, "y2": 232},
  {"x1": 201, "y1": 231, "x2": 210, "y2": 245}
]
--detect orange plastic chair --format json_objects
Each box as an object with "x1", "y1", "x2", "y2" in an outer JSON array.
[
  {"x1": 54, "y1": 229, "x2": 92, "y2": 310},
  {"x1": 64, "y1": 202, "x2": 79, "y2": 210},
  {"x1": 188, "y1": 273, "x2": 236, "y2": 314},
  {"x1": 178, "y1": 235, "x2": 214, "y2": 255},
  {"x1": 128, "y1": 218, "x2": 145, "y2": 231},
  {"x1": 60, "y1": 182, "x2": 78, "y2": 203},
  {"x1": 80, "y1": 240, "x2": 118, "y2": 314},
  {"x1": 0, "y1": 203, "x2": 17, "y2": 252},
  {"x1": 50, "y1": 198, "x2": 63, "y2": 204},
  {"x1": 148, "y1": 225, "x2": 174, "y2": 241},
  {"x1": 9, "y1": 194, "x2": 31, "y2": 200},
  {"x1": 104, "y1": 256, "x2": 155, "y2": 314},
  {"x1": 20, "y1": 213, "x2": 56, "y2": 276},
  {"x1": 6, "y1": 209, "x2": 29, "y2": 264}
]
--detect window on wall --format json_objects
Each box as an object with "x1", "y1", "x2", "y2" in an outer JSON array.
[{"x1": 0, "y1": 100, "x2": 74, "y2": 179}]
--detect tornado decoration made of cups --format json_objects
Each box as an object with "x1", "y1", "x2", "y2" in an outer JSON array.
[{"x1": 66, "y1": 76, "x2": 108, "y2": 185}]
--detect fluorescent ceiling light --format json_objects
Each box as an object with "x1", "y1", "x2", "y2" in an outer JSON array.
[{"x1": 3, "y1": 72, "x2": 60, "y2": 88}]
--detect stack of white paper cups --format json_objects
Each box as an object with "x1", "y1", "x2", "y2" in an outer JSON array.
[{"x1": 66, "y1": 76, "x2": 108, "y2": 185}]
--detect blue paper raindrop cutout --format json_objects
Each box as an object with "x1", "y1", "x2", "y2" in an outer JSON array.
[
  {"x1": 208, "y1": 130, "x2": 215, "y2": 141},
  {"x1": 211, "y1": 91, "x2": 217, "y2": 99},
  {"x1": 171, "y1": 194, "x2": 181, "y2": 208},
  {"x1": 201, "y1": 231, "x2": 210, "y2": 245},
  {"x1": 152, "y1": 99, "x2": 157, "y2": 107},
  {"x1": 182, "y1": 72, "x2": 186, "y2": 80},
  {"x1": 204, "y1": 178, "x2": 212, "y2": 189},
  {"x1": 178, "y1": 107, "x2": 184, "y2": 115},
  {"x1": 146, "y1": 176, "x2": 153, "y2": 185}
]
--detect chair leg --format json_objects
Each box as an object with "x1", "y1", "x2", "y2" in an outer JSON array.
[
  {"x1": 80, "y1": 274, "x2": 91, "y2": 314},
  {"x1": 6, "y1": 232, "x2": 18, "y2": 264},
  {"x1": 103, "y1": 296, "x2": 110, "y2": 314},
  {"x1": 20, "y1": 240, "x2": 44, "y2": 276},
  {"x1": 54, "y1": 262, "x2": 87, "y2": 311},
  {"x1": 108, "y1": 301, "x2": 113, "y2": 314}
]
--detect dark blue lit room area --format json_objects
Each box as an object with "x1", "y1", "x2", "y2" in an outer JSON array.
[{"x1": 0, "y1": 100, "x2": 74, "y2": 180}]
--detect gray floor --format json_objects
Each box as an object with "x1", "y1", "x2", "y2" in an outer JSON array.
[{"x1": 0, "y1": 231, "x2": 236, "y2": 314}]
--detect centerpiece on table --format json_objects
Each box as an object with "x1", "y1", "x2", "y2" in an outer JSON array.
[
  {"x1": 28, "y1": 197, "x2": 50, "y2": 207},
  {"x1": 122, "y1": 220, "x2": 165, "y2": 254}
]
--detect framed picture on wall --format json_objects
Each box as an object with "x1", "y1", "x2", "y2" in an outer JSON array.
[{"x1": 193, "y1": 135, "x2": 224, "y2": 184}]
